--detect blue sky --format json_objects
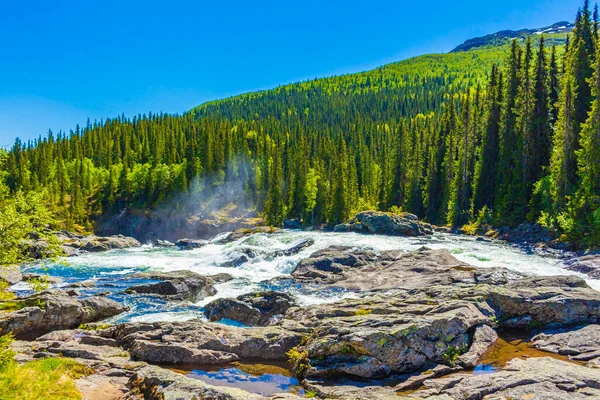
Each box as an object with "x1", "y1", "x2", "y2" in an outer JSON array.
[{"x1": 0, "y1": 0, "x2": 582, "y2": 147}]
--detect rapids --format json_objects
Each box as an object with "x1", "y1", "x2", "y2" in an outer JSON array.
[{"x1": 15, "y1": 230, "x2": 600, "y2": 323}]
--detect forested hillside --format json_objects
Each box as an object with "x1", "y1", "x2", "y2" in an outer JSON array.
[{"x1": 2, "y1": 1, "x2": 600, "y2": 260}]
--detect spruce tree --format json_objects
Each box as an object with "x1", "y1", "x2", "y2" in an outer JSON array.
[{"x1": 530, "y1": 36, "x2": 552, "y2": 186}]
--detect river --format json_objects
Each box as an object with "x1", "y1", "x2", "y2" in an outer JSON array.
[{"x1": 15, "y1": 230, "x2": 599, "y2": 324}]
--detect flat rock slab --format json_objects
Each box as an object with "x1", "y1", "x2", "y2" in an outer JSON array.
[
  {"x1": 533, "y1": 324, "x2": 600, "y2": 362},
  {"x1": 409, "y1": 357, "x2": 600, "y2": 399},
  {"x1": 113, "y1": 321, "x2": 302, "y2": 365},
  {"x1": 0, "y1": 289, "x2": 127, "y2": 340},
  {"x1": 292, "y1": 246, "x2": 522, "y2": 291}
]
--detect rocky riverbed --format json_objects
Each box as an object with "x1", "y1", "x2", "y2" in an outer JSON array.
[{"x1": 3, "y1": 214, "x2": 600, "y2": 399}]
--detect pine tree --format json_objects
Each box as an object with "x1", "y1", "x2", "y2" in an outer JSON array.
[
  {"x1": 530, "y1": 36, "x2": 552, "y2": 187},
  {"x1": 473, "y1": 66, "x2": 502, "y2": 212}
]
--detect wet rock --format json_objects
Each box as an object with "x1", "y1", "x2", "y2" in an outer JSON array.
[
  {"x1": 283, "y1": 219, "x2": 302, "y2": 230},
  {"x1": 409, "y1": 357, "x2": 600, "y2": 399},
  {"x1": 566, "y1": 254, "x2": 600, "y2": 279},
  {"x1": 113, "y1": 321, "x2": 302, "y2": 364},
  {"x1": 533, "y1": 324, "x2": 600, "y2": 363},
  {"x1": 333, "y1": 211, "x2": 433, "y2": 236},
  {"x1": 25, "y1": 231, "x2": 142, "y2": 258},
  {"x1": 291, "y1": 246, "x2": 520, "y2": 291},
  {"x1": 152, "y1": 239, "x2": 175, "y2": 247},
  {"x1": 216, "y1": 226, "x2": 279, "y2": 244},
  {"x1": 67, "y1": 279, "x2": 97, "y2": 289},
  {"x1": 0, "y1": 289, "x2": 127, "y2": 339},
  {"x1": 175, "y1": 238, "x2": 208, "y2": 250},
  {"x1": 204, "y1": 291, "x2": 298, "y2": 326},
  {"x1": 273, "y1": 238, "x2": 315, "y2": 257},
  {"x1": 125, "y1": 270, "x2": 218, "y2": 302}
]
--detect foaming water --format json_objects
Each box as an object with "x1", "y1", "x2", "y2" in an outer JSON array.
[{"x1": 19, "y1": 230, "x2": 599, "y2": 323}]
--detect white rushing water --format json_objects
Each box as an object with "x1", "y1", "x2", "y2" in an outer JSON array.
[{"x1": 24, "y1": 230, "x2": 599, "y2": 323}]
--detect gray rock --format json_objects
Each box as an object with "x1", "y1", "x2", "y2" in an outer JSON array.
[
  {"x1": 125, "y1": 270, "x2": 218, "y2": 302},
  {"x1": 333, "y1": 211, "x2": 433, "y2": 236},
  {"x1": 409, "y1": 357, "x2": 600, "y2": 399},
  {"x1": 215, "y1": 226, "x2": 279, "y2": 244},
  {"x1": 153, "y1": 239, "x2": 175, "y2": 247},
  {"x1": 533, "y1": 324, "x2": 600, "y2": 361},
  {"x1": 204, "y1": 291, "x2": 297, "y2": 326},
  {"x1": 291, "y1": 246, "x2": 520, "y2": 291},
  {"x1": 113, "y1": 321, "x2": 302, "y2": 365},
  {"x1": 175, "y1": 238, "x2": 208, "y2": 250},
  {"x1": 566, "y1": 254, "x2": 600, "y2": 279},
  {"x1": 273, "y1": 238, "x2": 315, "y2": 257},
  {"x1": 0, "y1": 265, "x2": 22, "y2": 285},
  {"x1": 0, "y1": 289, "x2": 126, "y2": 339}
]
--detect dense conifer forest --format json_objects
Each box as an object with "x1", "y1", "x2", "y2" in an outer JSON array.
[{"x1": 2, "y1": 1, "x2": 600, "y2": 261}]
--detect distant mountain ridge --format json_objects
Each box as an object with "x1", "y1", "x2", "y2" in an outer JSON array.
[{"x1": 451, "y1": 21, "x2": 574, "y2": 52}]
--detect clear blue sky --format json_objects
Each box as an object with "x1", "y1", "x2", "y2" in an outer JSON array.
[{"x1": 0, "y1": 0, "x2": 582, "y2": 147}]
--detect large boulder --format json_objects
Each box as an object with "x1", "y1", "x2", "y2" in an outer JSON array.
[
  {"x1": 291, "y1": 246, "x2": 521, "y2": 290},
  {"x1": 175, "y1": 238, "x2": 208, "y2": 250},
  {"x1": 0, "y1": 289, "x2": 126, "y2": 339},
  {"x1": 125, "y1": 270, "x2": 230, "y2": 302},
  {"x1": 204, "y1": 291, "x2": 298, "y2": 326},
  {"x1": 215, "y1": 226, "x2": 279, "y2": 244},
  {"x1": 334, "y1": 211, "x2": 433, "y2": 236},
  {"x1": 280, "y1": 291, "x2": 492, "y2": 379},
  {"x1": 113, "y1": 321, "x2": 302, "y2": 364},
  {"x1": 273, "y1": 238, "x2": 315, "y2": 258}
]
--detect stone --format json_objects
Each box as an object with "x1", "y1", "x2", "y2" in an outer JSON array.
[
  {"x1": 566, "y1": 254, "x2": 600, "y2": 279},
  {"x1": 175, "y1": 238, "x2": 208, "y2": 250},
  {"x1": 533, "y1": 324, "x2": 600, "y2": 361},
  {"x1": 273, "y1": 238, "x2": 315, "y2": 258},
  {"x1": 204, "y1": 291, "x2": 297, "y2": 326},
  {"x1": 152, "y1": 239, "x2": 176, "y2": 247},
  {"x1": 113, "y1": 321, "x2": 302, "y2": 365},
  {"x1": 281, "y1": 294, "x2": 489, "y2": 379},
  {"x1": 0, "y1": 265, "x2": 22, "y2": 285},
  {"x1": 291, "y1": 246, "x2": 520, "y2": 291},
  {"x1": 456, "y1": 324, "x2": 498, "y2": 368},
  {"x1": 79, "y1": 235, "x2": 142, "y2": 252},
  {"x1": 0, "y1": 289, "x2": 127, "y2": 339},
  {"x1": 216, "y1": 226, "x2": 280, "y2": 244},
  {"x1": 125, "y1": 270, "x2": 218, "y2": 302},
  {"x1": 409, "y1": 357, "x2": 600, "y2": 399},
  {"x1": 333, "y1": 211, "x2": 433, "y2": 236}
]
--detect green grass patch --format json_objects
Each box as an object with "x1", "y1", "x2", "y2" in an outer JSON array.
[
  {"x1": 77, "y1": 323, "x2": 111, "y2": 331},
  {"x1": 0, "y1": 358, "x2": 91, "y2": 400},
  {"x1": 354, "y1": 308, "x2": 372, "y2": 316},
  {"x1": 0, "y1": 333, "x2": 90, "y2": 400}
]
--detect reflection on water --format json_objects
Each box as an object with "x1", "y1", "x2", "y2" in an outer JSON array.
[
  {"x1": 474, "y1": 331, "x2": 584, "y2": 375},
  {"x1": 173, "y1": 361, "x2": 302, "y2": 396}
]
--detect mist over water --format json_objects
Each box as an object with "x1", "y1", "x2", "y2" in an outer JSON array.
[{"x1": 19, "y1": 230, "x2": 599, "y2": 324}]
